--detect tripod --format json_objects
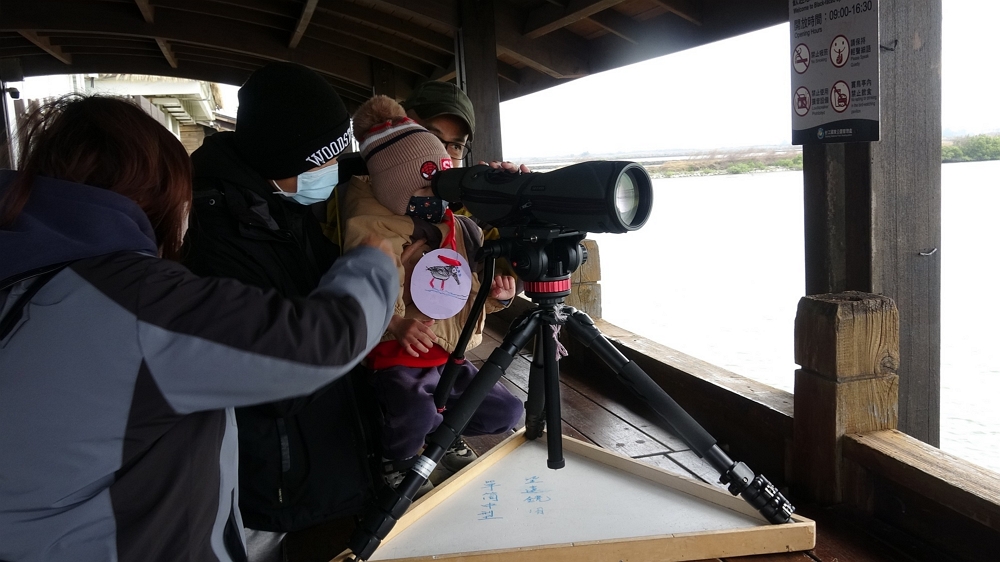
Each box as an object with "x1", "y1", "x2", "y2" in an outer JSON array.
[{"x1": 347, "y1": 232, "x2": 794, "y2": 561}]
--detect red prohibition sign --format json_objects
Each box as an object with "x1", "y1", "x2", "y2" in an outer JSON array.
[
  {"x1": 793, "y1": 43, "x2": 810, "y2": 74},
  {"x1": 831, "y1": 80, "x2": 850, "y2": 113},
  {"x1": 794, "y1": 87, "x2": 811, "y2": 117}
]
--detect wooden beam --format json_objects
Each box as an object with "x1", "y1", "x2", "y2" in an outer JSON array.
[
  {"x1": 430, "y1": 58, "x2": 521, "y2": 90},
  {"x1": 320, "y1": 2, "x2": 453, "y2": 54},
  {"x1": 361, "y1": 0, "x2": 458, "y2": 33},
  {"x1": 588, "y1": 9, "x2": 641, "y2": 44},
  {"x1": 523, "y1": 0, "x2": 627, "y2": 40},
  {"x1": 155, "y1": 38, "x2": 178, "y2": 68},
  {"x1": 498, "y1": 64, "x2": 564, "y2": 102},
  {"x1": 155, "y1": 0, "x2": 294, "y2": 28},
  {"x1": 17, "y1": 30, "x2": 72, "y2": 64},
  {"x1": 173, "y1": 52, "x2": 259, "y2": 73},
  {"x1": 169, "y1": 45, "x2": 375, "y2": 101},
  {"x1": 650, "y1": 0, "x2": 702, "y2": 26},
  {"x1": 846, "y1": 430, "x2": 1000, "y2": 534},
  {"x1": 309, "y1": 11, "x2": 451, "y2": 69},
  {"x1": 16, "y1": 52, "x2": 372, "y2": 107},
  {"x1": 288, "y1": 0, "x2": 318, "y2": 48},
  {"x1": 843, "y1": 430, "x2": 1000, "y2": 558},
  {"x1": 134, "y1": 0, "x2": 155, "y2": 23},
  {"x1": 18, "y1": 53, "x2": 252, "y2": 86},
  {"x1": 496, "y1": 60, "x2": 519, "y2": 84},
  {"x1": 459, "y1": 0, "x2": 501, "y2": 161},
  {"x1": 60, "y1": 44, "x2": 160, "y2": 56},
  {"x1": 494, "y1": 1, "x2": 588, "y2": 79},
  {"x1": 47, "y1": 36, "x2": 155, "y2": 49},
  {"x1": 152, "y1": 0, "x2": 440, "y2": 78},
  {"x1": 430, "y1": 66, "x2": 456, "y2": 83},
  {"x1": 1, "y1": 1, "x2": 372, "y2": 87}
]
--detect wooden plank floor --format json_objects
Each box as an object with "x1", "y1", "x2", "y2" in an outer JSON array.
[{"x1": 459, "y1": 318, "x2": 940, "y2": 562}]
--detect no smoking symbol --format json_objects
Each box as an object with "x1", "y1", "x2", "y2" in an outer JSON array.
[{"x1": 793, "y1": 43, "x2": 810, "y2": 74}]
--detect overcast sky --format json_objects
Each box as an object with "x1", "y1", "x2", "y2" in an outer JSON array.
[
  {"x1": 66, "y1": 0, "x2": 1000, "y2": 160},
  {"x1": 500, "y1": 0, "x2": 1000, "y2": 159}
]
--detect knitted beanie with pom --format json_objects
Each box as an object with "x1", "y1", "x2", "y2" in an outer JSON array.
[{"x1": 355, "y1": 95, "x2": 452, "y2": 215}]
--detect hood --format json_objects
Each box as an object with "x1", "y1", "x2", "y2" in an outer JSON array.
[
  {"x1": 0, "y1": 170, "x2": 158, "y2": 283},
  {"x1": 192, "y1": 131, "x2": 275, "y2": 200}
]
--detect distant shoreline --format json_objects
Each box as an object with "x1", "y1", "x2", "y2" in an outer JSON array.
[
  {"x1": 517, "y1": 147, "x2": 803, "y2": 177},
  {"x1": 516, "y1": 133, "x2": 1000, "y2": 177}
]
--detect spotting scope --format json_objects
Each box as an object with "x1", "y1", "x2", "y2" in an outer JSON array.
[{"x1": 432, "y1": 161, "x2": 653, "y2": 234}]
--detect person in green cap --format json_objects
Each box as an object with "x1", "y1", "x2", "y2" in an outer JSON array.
[{"x1": 401, "y1": 80, "x2": 530, "y2": 173}]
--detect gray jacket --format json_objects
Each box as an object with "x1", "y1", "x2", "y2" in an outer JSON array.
[{"x1": 0, "y1": 172, "x2": 397, "y2": 561}]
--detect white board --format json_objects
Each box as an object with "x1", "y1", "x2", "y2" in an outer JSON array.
[{"x1": 366, "y1": 431, "x2": 815, "y2": 562}]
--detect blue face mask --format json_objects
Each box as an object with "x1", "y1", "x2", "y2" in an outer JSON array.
[{"x1": 272, "y1": 162, "x2": 340, "y2": 205}]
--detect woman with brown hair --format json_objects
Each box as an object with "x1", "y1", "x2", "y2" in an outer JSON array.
[{"x1": 0, "y1": 95, "x2": 397, "y2": 562}]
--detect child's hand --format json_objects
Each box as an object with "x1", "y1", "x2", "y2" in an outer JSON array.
[
  {"x1": 490, "y1": 275, "x2": 516, "y2": 301},
  {"x1": 388, "y1": 315, "x2": 437, "y2": 356}
]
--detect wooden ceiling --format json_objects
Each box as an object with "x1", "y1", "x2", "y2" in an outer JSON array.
[{"x1": 0, "y1": 0, "x2": 788, "y2": 108}]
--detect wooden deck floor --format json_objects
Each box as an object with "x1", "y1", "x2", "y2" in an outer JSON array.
[{"x1": 459, "y1": 317, "x2": 939, "y2": 562}]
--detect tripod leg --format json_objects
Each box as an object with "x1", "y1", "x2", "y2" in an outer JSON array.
[
  {"x1": 434, "y1": 256, "x2": 497, "y2": 410},
  {"x1": 541, "y1": 322, "x2": 565, "y2": 469},
  {"x1": 523, "y1": 335, "x2": 546, "y2": 440},
  {"x1": 348, "y1": 309, "x2": 543, "y2": 560},
  {"x1": 563, "y1": 308, "x2": 794, "y2": 525}
]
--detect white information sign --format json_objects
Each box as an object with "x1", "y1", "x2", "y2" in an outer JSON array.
[{"x1": 790, "y1": 0, "x2": 880, "y2": 144}]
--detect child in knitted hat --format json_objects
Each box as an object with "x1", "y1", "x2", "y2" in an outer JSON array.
[{"x1": 339, "y1": 95, "x2": 523, "y2": 487}]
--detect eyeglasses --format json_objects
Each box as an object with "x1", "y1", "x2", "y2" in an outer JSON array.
[{"x1": 438, "y1": 139, "x2": 471, "y2": 160}]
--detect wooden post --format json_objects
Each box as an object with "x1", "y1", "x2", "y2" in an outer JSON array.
[
  {"x1": 0, "y1": 85, "x2": 12, "y2": 169},
  {"x1": 458, "y1": 0, "x2": 502, "y2": 162},
  {"x1": 567, "y1": 239, "x2": 602, "y2": 319},
  {"x1": 372, "y1": 59, "x2": 396, "y2": 99},
  {"x1": 792, "y1": 291, "x2": 899, "y2": 504},
  {"x1": 801, "y1": 0, "x2": 942, "y2": 446},
  {"x1": 0, "y1": 59, "x2": 22, "y2": 169}
]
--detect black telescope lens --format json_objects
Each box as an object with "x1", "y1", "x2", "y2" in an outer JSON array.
[
  {"x1": 615, "y1": 173, "x2": 639, "y2": 226},
  {"x1": 608, "y1": 164, "x2": 652, "y2": 232}
]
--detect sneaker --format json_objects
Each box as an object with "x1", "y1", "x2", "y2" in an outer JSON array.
[
  {"x1": 439, "y1": 437, "x2": 478, "y2": 474},
  {"x1": 382, "y1": 457, "x2": 434, "y2": 499}
]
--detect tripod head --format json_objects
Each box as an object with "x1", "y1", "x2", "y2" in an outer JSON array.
[{"x1": 482, "y1": 228, "x2": 587, "y2": 304}]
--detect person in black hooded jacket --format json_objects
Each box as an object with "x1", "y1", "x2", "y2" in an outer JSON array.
[
  {"x1": 183, "y1": 63, "x2": 383, "y2": 562},
  {"x1": 0, "y1": 94, "x2": 397, "y2": 562}
]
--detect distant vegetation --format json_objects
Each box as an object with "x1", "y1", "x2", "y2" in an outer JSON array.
[
  {"x1": 942, "y1": 134, "x2": 1000, "y2": 163},
  {"x1": 646, "y1": 149, "x2": 803, "y2": 178},
  {"x1": 526, "y1": 134, "x2": 999, "y2": 180}
]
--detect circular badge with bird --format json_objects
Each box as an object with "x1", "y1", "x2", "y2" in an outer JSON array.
[{"x1": 411, "y1": 248, "x2": 473, "y2": 319}]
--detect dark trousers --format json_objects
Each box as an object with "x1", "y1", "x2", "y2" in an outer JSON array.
[{"x1": 372, "y1": 361, "x2": 523, "y2": 460}]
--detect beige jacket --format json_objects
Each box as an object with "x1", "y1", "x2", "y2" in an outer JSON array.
[{"x1": 340, "y1": 176, "x2": 504, "y2": 353}]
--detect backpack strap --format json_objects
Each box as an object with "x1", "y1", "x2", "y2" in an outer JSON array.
[{"x1": 0, "y1": 265, "x2": 68, "y2": 340}]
